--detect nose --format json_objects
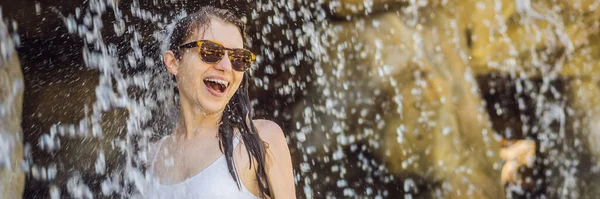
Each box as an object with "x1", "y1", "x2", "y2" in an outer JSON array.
[{"x1": 214, "y1": 52, "x2": 233, "y2": 73}]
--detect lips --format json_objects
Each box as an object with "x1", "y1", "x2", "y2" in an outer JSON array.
[{"x1": 203, "y1": 77, "x2": 230, "y2": 97}]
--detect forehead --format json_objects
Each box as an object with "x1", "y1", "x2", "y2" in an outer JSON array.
[{"x1": 187, "y1": 18, "x2": 244, "y2": 49}]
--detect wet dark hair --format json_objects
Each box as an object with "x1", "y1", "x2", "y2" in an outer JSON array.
[{"x1": 167, "y1": 6, "x2": 271, "y2": 198}]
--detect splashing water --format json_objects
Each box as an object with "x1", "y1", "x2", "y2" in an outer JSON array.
[{"x1": 1, "y1": 0, "x2": 600, "y2": 198}]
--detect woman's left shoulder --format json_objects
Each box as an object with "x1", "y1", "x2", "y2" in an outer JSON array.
[
  {"x1": 253, "y1": 119, "x2": 288, "y2": 148},
  {"x1": 253, "y1": 120, "x2": 296, "y2": 197}
]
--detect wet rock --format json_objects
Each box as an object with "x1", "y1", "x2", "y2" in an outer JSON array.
[
  {"x1": 0, "y1": 36, "x2": 25, "y2": 199},
  {"x1": 464, "y1": 0, "x2": 600, "y2": 79},
  {"x1": 375, "y1": 10, "x2": 503, "y2": 198},
  {"x1": 295, "y1": 11, "x2": 503, "y2": 198},
  {"x1": 20, "y1": 68, "x2": 129, "y2": 198},
  {"x1": 560, "y1": 34, "x2": 600, "y2": 80},
  {"x1": 569, "y1": 80, "x2": 600, "y2": 159},
  {"x1": 294, "y1": 12, "x2": 422, "y2": 155},
  {"x1": 325, "y1": 0, "x2": 471, "y2": 18},
  {"x1": 292, "y1": 12, "x2": 425, "y2": 197},
  {"x1": 564, "y1": 79, "x2": 600, "y2": 197},
  {"x1": 325, "y1": 0, "x2": 409, "y2": 17},
  {"x1": 476, "y1": 76, "x2": 600, "y2": 198},
  {"x1": 560, "y1": 0, "x2": 598, "y2": 13}
]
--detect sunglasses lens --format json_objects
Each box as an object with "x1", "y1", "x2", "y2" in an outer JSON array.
[
  {"x1": 200, "y1": 41, "x2": 224, "y2": 63},
  {"x1": 230, "y1": 49, "x2": 254, "y2": 71}
]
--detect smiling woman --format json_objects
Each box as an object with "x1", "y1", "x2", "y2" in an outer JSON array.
[{"x1": 145, "y1": 6, "x2": 296, "y2": 199}]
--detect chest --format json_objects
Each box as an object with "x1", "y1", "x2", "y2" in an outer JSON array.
[
  {"x1": 154, "y1": 142, "x2": 224, "y2": 184},
  {"x1": 146, "y1": 157, "x2": 260, "y2": 199},
  {"x1": 150, "y1": 138, "x2": 260, "y2": 196}
]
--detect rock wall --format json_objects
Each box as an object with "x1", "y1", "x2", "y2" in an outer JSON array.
[
  {"x1": 0, "y1": 20, "x2": 25, "y2": 199},
  {"x1": 294, "y1": 0, "x2": 600, "y2": 198},
  {"x1": 295, "y1": 4, "x2": 503, "y2": 198}
]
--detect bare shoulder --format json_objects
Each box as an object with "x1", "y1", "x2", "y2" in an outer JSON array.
[
  {"x1": 253, "y1": 119, "x2": 285, "y2": 137},
  {"x1": 253, "y1": 119, "x2": 287, "y2": 148},
  {"x1": 252, "y1": 120, "x2": 296, "y2": 197}
]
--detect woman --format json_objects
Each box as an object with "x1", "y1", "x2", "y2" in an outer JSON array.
[{"x1": 146, "y1": 6, "x2": 295, "y2": 199}]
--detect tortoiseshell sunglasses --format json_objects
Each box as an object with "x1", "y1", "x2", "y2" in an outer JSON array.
[{"x1": 178, "y1": 40, "x2": 256, "y2": 72}]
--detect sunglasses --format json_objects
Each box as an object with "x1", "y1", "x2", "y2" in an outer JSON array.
[{"x1": 178, "y1": 40, "x2": 256, "y2": 72}]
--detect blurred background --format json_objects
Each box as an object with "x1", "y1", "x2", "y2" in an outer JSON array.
[{"x1": 1, "y1": 0, "x2": 600, "y2": 198}]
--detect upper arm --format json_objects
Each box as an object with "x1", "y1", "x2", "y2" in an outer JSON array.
[{"x1": 254, "y1": 119, "x2": 296, "y2": 199}]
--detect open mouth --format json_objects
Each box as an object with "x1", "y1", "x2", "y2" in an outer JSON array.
[{"x1": 203, "y1": 78, "x2": 229, "y2": 94}]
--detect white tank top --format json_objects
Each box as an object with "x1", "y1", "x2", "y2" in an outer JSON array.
[{"x1": 143, "y1": 137, "x2": 261, "y2": 199}]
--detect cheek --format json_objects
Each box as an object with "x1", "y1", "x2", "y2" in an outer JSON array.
[
  {"x1": 178, "y1": 67, "x2": 197, "y2": 84},
  {"x1": 179, "y1": 60, "x2": 209, "y2": 82},
  {"x1": 226, "y1": 78, "x2": 243, "y2": 98},
  {"x1": 232, "y1": 73, "x2": 245, "y2": 90}
]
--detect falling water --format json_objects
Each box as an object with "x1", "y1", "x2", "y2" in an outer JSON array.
[{"x1": 1, "y1": 0, "x2": 600, "y2": 198}]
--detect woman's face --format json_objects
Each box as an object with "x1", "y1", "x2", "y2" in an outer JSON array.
[{"x1": 167, "y1": 18, "x2": 245, "y2": 114}]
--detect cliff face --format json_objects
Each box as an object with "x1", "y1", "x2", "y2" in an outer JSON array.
[
  {"x1": 0, "y1": 18, "x2": 25, "y2": 199},
  {"x1": 290, "y1": 0, "x2": 600, "y2": 198},
  {"x1": 294, "y1": 4, "x2": 504, "y2": 198}
]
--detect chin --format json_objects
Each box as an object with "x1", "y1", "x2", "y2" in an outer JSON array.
[{"x1": 197, "y1": 99, "x2": 229, "y2": 114}]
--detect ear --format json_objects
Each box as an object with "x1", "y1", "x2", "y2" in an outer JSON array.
[{"x1": 164, "y1": 50, "x2": 179, "y2": 76}]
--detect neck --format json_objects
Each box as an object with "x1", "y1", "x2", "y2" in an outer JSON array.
[{"x1": 175, "y1": 97, "x2": 222, "y2": 140}]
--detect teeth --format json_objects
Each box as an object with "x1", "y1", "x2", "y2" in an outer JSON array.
[{"x1": 205, "y1": 78, "x2": 229, "y2": 87}]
